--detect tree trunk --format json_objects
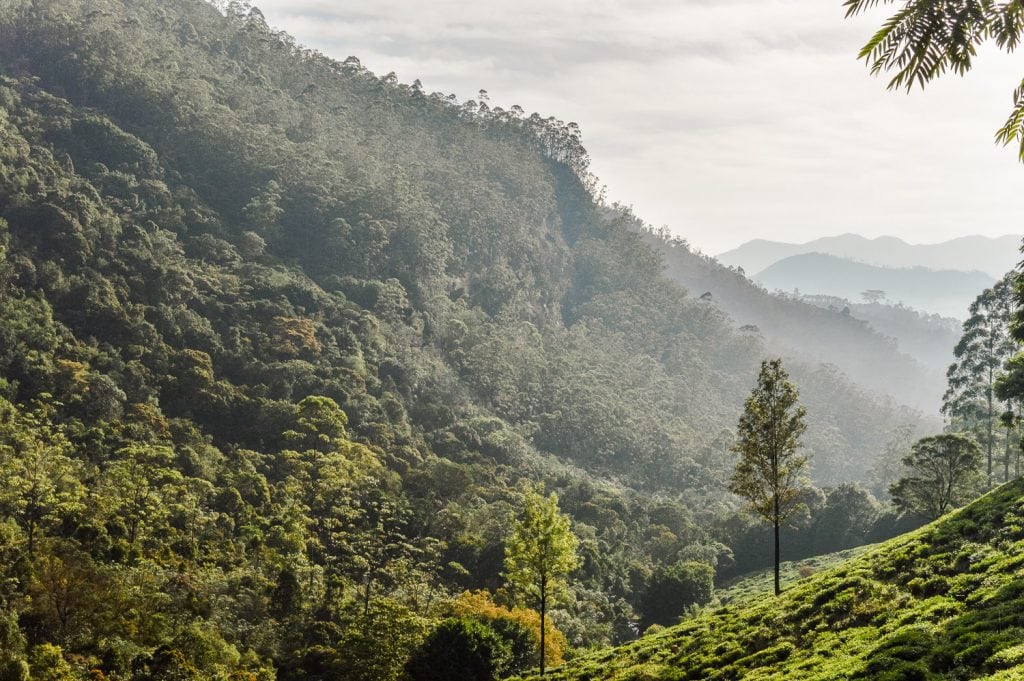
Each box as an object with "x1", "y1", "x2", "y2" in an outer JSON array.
[
  {"x1": 988, "y1": 373, "x2": 994, "y2": 488},
  {"x1": 1005, "y1": 429, "x2": 1012, "y2": 483},
  {"x1": 773, "y1": 499, "x2": 781, "y2": 596},
  {"x1": 540, "y1": 587, "x2": 547, "y2": 677}
]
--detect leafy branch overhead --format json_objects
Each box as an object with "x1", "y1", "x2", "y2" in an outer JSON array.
[{"x1": 846, "y1": 0, "x2": 1024, "y2": 158}]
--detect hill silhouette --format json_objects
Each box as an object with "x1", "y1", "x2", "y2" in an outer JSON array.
[
  {"x1": 719, "y1": 233, "x2": 1021, "y2": 280},
  {"x1": 755, "y1": 252, "x2": 994, "y2": 318}
]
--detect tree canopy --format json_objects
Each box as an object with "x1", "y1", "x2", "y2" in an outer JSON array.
[
  {"x1": 729, "y1": 359, "x2": 809, "y2": 595},
  {"x1": 504, "y1": 489, "x2": 579, "y2": 676},
  {"x1": 890, "y1": 433, "x2": 983, "y2": 519}
]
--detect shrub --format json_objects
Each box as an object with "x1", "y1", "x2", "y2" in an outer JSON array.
[
  {"x1": 859, "y1": 656, "x2": 930, "y2": 681},
  {"x1": 0, "y1": 661, "x2": 28, "y2": 681},
  {"x1": 451, "y1": 590, "x2": 566, "y2": 666},
  {"x1": 638, "y1": 562, "x2": 714, "y2": 630},
  {"x1": 27, "y1": 645, "x2": 74, "y2": 681},
  {"x1": 405, "y1": 618, "x2": 512, "y2": 681},
  {"x1": 986, "y1": 642, "x2": 1024, "y2": 670},
  {"x1": 871, "y1": 627, "x2": 934, "y2": 662}
]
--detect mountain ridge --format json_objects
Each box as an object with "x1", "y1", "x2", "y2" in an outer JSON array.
[
  {"x1": 719, "y1": 233, "x2": 1022, "y2": 279},
  {"x1": 754, "y1": 252, "x2": 996, "y2": 318}
]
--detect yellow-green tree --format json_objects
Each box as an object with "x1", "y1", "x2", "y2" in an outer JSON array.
[
  {"x1": 728, "y1": 359, "x2": 809, "y2": 596},
  {"x1": 0, "y1": 398, "x2": 85, "y2": 558},
  {"x1": 503, "y1": 488, "x2": 579, "y2": 677}
]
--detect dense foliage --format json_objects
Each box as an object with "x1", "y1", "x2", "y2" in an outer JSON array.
[
  {"x1": 890, "y1": 433, "x2": 984, "y2": 519},
  {"x1": 0, "y1": 0, "x2": 943, "y2": 676}
]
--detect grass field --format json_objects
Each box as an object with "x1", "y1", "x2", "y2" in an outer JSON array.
[{"x1": 714, "y1": 544, "x2": 876, "y2": 608}]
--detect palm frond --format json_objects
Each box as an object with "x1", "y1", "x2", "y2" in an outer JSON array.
[{"x1": 995, "y1": 77, "x2": 1024, "y2": 160}]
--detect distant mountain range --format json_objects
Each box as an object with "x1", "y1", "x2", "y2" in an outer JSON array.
[
  {"x1": 718, "y1": 234, "x2": 1022, "y2": 279},
  {"x1": 637, "y1": 231, "x2": 948, "y2": 414},
  {"x1": 753, "y1": 253, "x2": 995, "y2": 318}
]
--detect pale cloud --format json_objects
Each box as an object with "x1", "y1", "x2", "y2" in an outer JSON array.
[{"x1": 253, "y1": 0, "x2": 1024, "y2": 253}]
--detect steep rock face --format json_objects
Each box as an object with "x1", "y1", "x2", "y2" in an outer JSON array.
[{"x1": 536, "y1": 478, "x2": 1024, "y2": 680}]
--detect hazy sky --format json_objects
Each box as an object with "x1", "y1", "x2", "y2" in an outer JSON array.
[{"x1": 252, "y1": 0, "x2": 1024, "y2": 255}]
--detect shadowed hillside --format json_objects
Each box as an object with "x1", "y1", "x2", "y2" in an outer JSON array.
[{"x1": 636, "y1": 228, "x2": 946, "y2": 414}]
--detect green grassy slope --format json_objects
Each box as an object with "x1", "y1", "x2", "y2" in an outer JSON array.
[
  {"x1": 714, "y1": 545, "x2": 874, "y2": 608},
  {"x1": 533, "y1": 480, "x2": 1024, "y2": 680}
]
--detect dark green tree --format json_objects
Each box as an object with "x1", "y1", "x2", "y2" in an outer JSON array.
[
  {"x1": 638, "y1": 560, "x2": 714, "y2": 630},
  {"x1": 405, "y1": 618, "x2": 511, "y2": 681},
  {"x1": 728, "y1": 358, "x2": 809, "y2": 596},
  {"x1": 890, "y1": 433, "x2": 983, "y2": 519}
]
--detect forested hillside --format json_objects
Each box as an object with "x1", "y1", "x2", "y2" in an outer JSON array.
[
  {"x1": 801, "y1": 296, "x2": 961, "y2": 375},
  {"x1": 638, "y1": 228, "x2": 946, "y2": 413},
  {"x1": 0, "y1": 0, "x2": 937, "y2": 677}
]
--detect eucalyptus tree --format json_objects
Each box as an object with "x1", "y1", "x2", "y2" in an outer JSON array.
[
  {"x1": 998, "y1": 408, "x2": 1020, "y2": 481},
  {"x1": 942, "y1": 274, "x2": 1018, "y2": 487},
  {"x1": 997, "y1": 356, "x2": 1024, "y2": 478}
]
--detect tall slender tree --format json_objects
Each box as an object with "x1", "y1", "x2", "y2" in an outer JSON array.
[
  {"x1": 943, "y1": 274, "x2": 1018, "y2": 487},
  {"x1": 998, "y1": 409, "x2": 1019, "y2": 482},
  {"x1": 504, "y1": 487, "x2": 579, "y2": 677},
  {"x1": 728, "y1": 358, "x2": 809, "y2": 596},
  {"x1": 0, "y1": 399, "x2": 85, "y2": 558},
  {"x1": 845, "y1": 4, "x2": 1024, "y2": 488}
]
